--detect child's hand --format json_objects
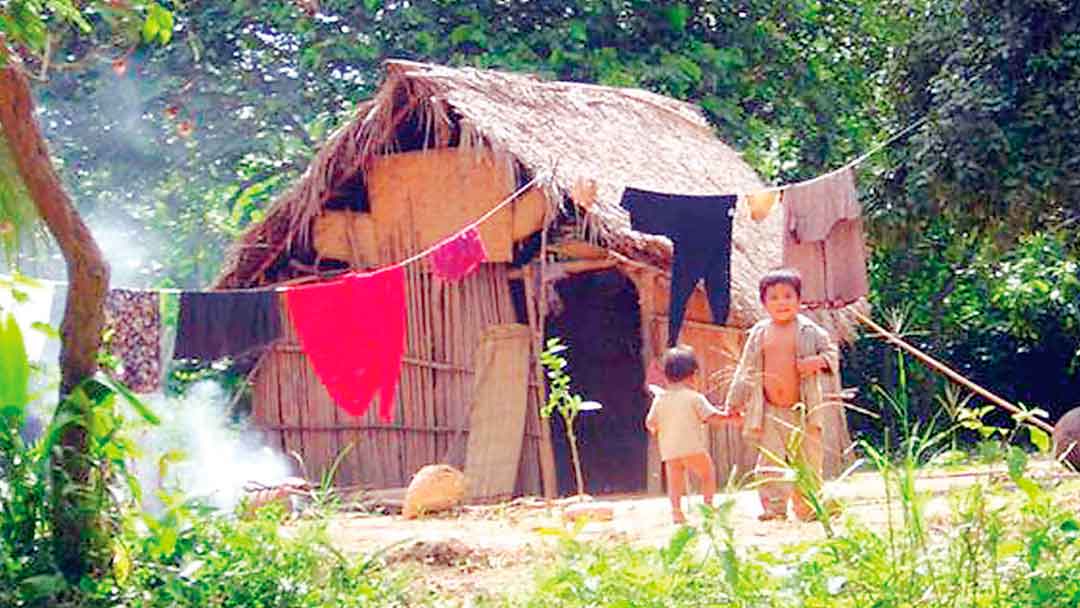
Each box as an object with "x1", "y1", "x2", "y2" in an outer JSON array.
[
  {"x1": 797, "y1": 356, "x2": 827, "y2": 377},
  {"x1": 706, "y1": 409, "x2": 743, "y2": 428}
]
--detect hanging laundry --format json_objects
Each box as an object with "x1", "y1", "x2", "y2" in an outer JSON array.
[
  {"x1": 0, "y1": 275, "x2": 55, "y2": 362},
  {"x1": 284, "y1": 266, "x2": 406, "y2": 422},
  {"x1": 746, "y1": 190, "x2": 781, "y2": 222},
  {"x1": 620, "y1": 188, "x2": 736, "y2": 346},
  {"x1": 781, "y1": 167, "x2": 869, "y2": 307},
  {"x1": 784, "y1": 168, "x2": 860, "y2": 242},
  {"x1": 430, "y1": 226, "x2": 487, "y2": 281},
  {"x1": 174, "y1": 290, "x2": 283, "y2": 361},
  {"x1": 104, "y1": 289, "x2": 162, "y2": 393}
]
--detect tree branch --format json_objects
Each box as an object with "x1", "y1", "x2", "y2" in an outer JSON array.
[{"x1": 0, "y1": 60, "x2": 110, "y2": 580}]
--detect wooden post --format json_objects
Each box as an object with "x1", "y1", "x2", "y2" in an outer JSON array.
[
  {"x1": 629, "y1": 268, "x2": 664, "y2": 495},
  {"x1": 525, "y1": 264, "x2": 559, "y2": 498}
]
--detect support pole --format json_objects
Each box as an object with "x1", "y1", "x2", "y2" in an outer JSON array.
[
  {"x1": 525, "y1": 243, "x2": 558, "y2": 498},
  {"x1": 853, "y1": 309, "x2": 1053, "y2": 434}
]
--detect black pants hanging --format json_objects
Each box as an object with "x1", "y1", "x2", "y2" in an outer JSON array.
[{"x1": 620, "y1": 188, "x2": 736, "y2": 346}]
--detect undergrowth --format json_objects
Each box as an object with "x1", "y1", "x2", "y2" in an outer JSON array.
[{"x1": 517, "y1": 453, "x2": 1080, "y2": 608}]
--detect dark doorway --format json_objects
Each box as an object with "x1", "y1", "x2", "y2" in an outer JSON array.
[{"x1": 546, "y1": 270, "x2": 647, "y2": 495}]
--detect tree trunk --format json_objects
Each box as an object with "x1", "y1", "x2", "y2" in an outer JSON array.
[{"x1": 0, "y1": 62, "x2": 110, "y2": 580}]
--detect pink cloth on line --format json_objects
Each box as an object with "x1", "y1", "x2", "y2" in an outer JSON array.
[
  {"x1": 430, "y1": 227, "x2": 487, "y2": 281},
  {"x1": 284, "y1": 267, "x2": 407, "y2": 422}
]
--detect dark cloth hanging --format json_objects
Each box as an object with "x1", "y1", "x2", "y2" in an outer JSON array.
[
  {"x1": 173, "y1": 290, "x2": 283, "y2": 361},
  {"x1": 430, "y1": 226, "x2": 487, "y2": 281},
  {"x1": 782, "y1": 168, "x2": 869, "y2": 307},
  {"x1": 284, "y1": 267, "x2": 406, "y2": 422},
  {"x1": 104, "y1": 289, "x2": 162, "y2": 393},
  {"x1": 620, "y1": 187, "x2": 737, "y2": 346}
]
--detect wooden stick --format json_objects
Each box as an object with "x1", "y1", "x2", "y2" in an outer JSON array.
[
  {"x1": 536, "y1": 211, "x2": 559, "y2": 498},
  {"x1": 525, "y1": 265, "x2": 558, "y2": 498},
  {"x1": 852, "y1": 309, "x2": 1054, "y2": 434}
]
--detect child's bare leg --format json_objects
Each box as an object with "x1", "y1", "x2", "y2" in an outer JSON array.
[
  {"x1": 665, "y1": 459, "x2": 687, "y2": 523},
  {"x1": 792, "y1": 490, "x2": 815, "y2": 521},
  {"x1": 792, "y1": 427, "x2": 826, "y2": 522},
  {"x1": 686, "y1": 452, "x2": 717, "y2": 508},
  {"x1": 757, "y1": 477, "x2": 790, "y2": 520}
]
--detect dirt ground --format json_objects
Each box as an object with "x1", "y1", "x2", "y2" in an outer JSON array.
[{"x1": 323, "y1": 463, "x2": 1077, "y2": 602}]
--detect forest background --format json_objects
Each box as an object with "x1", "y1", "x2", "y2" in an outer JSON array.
[{"x1": 7, "y1": 0, "x2": 1080, "y2": 432}]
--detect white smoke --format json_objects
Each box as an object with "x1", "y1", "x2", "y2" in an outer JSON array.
[
  {"x1": 86, "y1": 215, "x2": 161, "y2": 288},
  {"x1": 135, "y1": 380, "x2": 294, "y2": 513}
]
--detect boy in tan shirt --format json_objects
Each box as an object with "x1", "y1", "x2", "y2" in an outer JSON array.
[
  {"x1": 725, "y1": 268, "x2": 839, "y2": 521},
  {"x1": 646, "y1": 346, "x2": 739, "y2": 524}
]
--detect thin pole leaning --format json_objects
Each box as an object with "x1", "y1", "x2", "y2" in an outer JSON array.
[{"x1": 853, "y1": 309, "x2": 1054, "y2": 434}]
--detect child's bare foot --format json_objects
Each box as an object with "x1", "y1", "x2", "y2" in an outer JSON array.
[
  {"x1": 672, "y1": 512, "x2": 687, "y2": 524},
  {"x1": 757, "y1": 511, "x2": 785, "y2": 522}
]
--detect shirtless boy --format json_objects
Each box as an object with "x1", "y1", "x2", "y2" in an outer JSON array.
[{"x1": 725, "y1": 268, "x2": 839, "y2": 521}]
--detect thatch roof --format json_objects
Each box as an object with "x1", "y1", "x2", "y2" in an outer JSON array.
[{"x1": 214, "y1": 59, "x2": 861, "y2": 337}]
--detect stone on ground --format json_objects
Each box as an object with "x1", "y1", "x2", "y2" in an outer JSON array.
[
  {"x1": 1053, "y1": 407, "x2": 1080, "y2": 471},
  {"x1": 403, "y1": 464, "x2": 467, "y2": 519}
]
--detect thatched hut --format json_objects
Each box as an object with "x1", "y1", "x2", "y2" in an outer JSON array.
[{"x1": 215, "y1": 60, "x2": 860, "y2": 499}]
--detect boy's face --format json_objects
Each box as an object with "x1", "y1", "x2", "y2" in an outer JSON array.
[{"x1": 762, "y1": 282, "x2": 800, "y2": 323}]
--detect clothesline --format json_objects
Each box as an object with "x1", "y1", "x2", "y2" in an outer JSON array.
[
  {"x1": 392, "y1": 173, "x2": 543, "y2": 269},
  {"x1": 753, "y1": 116, "x2": 928, "y2": 194},
  {"x1": 7, "y1": 172, "x2": 547, "y2": 296}
]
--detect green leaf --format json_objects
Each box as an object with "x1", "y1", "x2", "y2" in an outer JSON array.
[
  {"x1": 1028, "y1": 426, "x2": 1051, "y2": 454},
  {"x1": 158, "y1": 449, "x2": 187, "y2": 480},
  {"x1": 363, "y1": 0, "x2": 382, "y2": 13},
  {"x1": 31, "y1": 320, "x2": 59, "y2": 339},
  {"x1": 662, "y1": 525, "x2": 697, "y2": 566},
  {"x1": 664, "y1": 4, "x2": 691, "y2": 33},
  {"x1": 569, "y1": 20, "x2": 587, "y2": 43},
  {"x1": 157, "y1": 5, "x2": 175, "y2": 45},
  {"x1": 45, "y1": 0, "x2": 91, "y2": 32},
  {"x1": 0, "y1": 313, "x2": 30, "y2": 412},
  {"x1": 18, "y1": 574, "x2": 67, "y2": 602},
  {"x1": 449, "y1": 24, "x2": 473, "y2": 47},
  {"x1": 157, "y1": 525, "x2": 178, "y2": 556},
  {"x1": 142, "y1": 3, "x2": 174, "y2": 45},
  {"x1": 105, "y1": 374, "x2": 161, "y2": 425},
  {"x1": 141, "y1": 11, "x2": 160, "y2": 44}
]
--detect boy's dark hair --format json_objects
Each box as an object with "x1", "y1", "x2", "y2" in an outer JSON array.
[
  {"x1": 662, "y1": 346, "x2": 698, "y2": 382},
  {"x1": 759, "y1": 268, "x2": 802, "y2": 302}
]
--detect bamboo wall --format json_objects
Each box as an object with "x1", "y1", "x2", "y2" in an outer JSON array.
[
  {"x1": 251, "y1": 147, "x2": 550, "y2": 493},
  {"x1": 253, "y1": 263, "x2": 543, "y2": 492}
]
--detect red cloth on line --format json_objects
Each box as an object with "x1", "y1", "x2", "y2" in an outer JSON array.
[
  {"x1": 284, "y1": 267, "x2": 406, "y2": 422},
  {"x1": 430, "y1": 227, "x2": 487, "y2": 281}
]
